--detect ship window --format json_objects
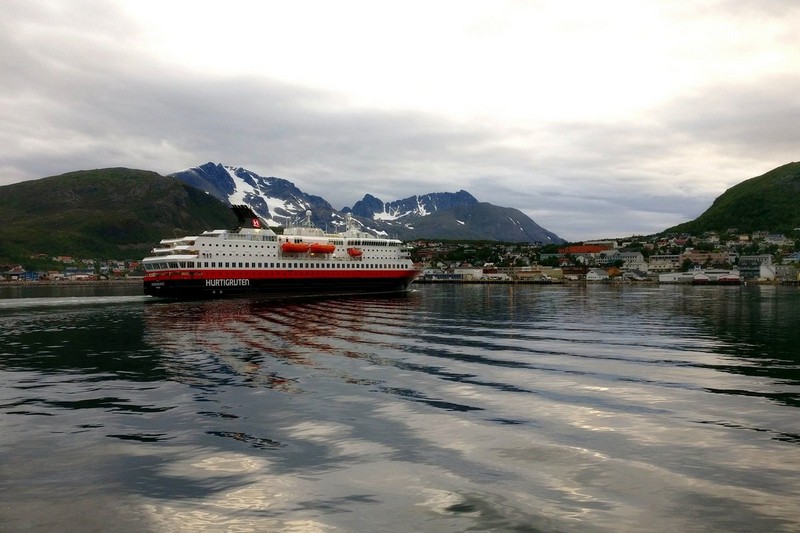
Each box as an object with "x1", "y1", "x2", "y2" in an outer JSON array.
[{"x1": 225, "y1": 262, "x2": 230, "y2": 268}]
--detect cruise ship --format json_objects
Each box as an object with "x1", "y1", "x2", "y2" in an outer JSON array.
[{"x1": 142, "y1": 205, "x2": 419, "y2": 298}]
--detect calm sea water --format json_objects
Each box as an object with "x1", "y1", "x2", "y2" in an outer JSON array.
[{"x1": 1, "y1": 282, "x2": 798, "y2": 532}]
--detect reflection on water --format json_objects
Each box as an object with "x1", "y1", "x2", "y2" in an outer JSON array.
[{"x1": 0, "y1": 284, "x2": 799, "y2": 532}]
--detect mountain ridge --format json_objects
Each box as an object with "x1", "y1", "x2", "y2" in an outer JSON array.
[
  {"x1": 170, "y1": 162, "x2": 565, "y2": 244},
  {"x1": 666, "y1": 161, "x2": 800, "y2": 235},
  {"x1": 5, "y1": 160, "x2": 796, "y2": 265},
  {"x1": 0, "y1": 168, "x2": 236, "y2": 261}
]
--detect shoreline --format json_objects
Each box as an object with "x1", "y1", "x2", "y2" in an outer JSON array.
[{"x1": 0, "y1": 278, "x2": 142, "y2": 287}]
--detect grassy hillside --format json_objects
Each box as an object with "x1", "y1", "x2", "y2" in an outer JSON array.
[
  {"x1": 0, "y1": 168, "x2": 237, "y2": 263},
  {"x1": 666, "y1": 162, "x2": 800, "y2": 235}
]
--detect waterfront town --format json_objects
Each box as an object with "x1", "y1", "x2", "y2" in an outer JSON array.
[
  {"x1": 2, "y1": 230, "x2": 800, "y2": 285},
  {"x1": 414, "y1": 230, "x2": 800, "y2": 285}
]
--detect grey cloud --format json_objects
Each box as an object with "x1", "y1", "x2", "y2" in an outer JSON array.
[
  {"x1": 2, "y1": 0, "x2": 799, "y2": 241},
  {"x1": 660, "y1": 76, "x2": 800, "y2": 155}
]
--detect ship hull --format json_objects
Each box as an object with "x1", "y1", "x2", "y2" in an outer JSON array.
[{"x1": 143, "y1": 270, "x2": 418, "y2": 299}]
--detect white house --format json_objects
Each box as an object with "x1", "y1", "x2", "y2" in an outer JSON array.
[{"x1": 586, "y1": 268, "x2": 610, "y2": 281}]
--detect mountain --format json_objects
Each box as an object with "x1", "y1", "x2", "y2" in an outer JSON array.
[
  {"x1": 385, "y1": 202, "x2": 564, "y2": 242},
  {"x1": 348, "y1": 196, "x2": 563, "y2": 242},
  {"x1": 172, "y1": 162, "x2": 565, "y2": 243},
  {"x1": 170, "y1": 162, "x2": 336, "y2": 228},
  {"x1": 0, "y1": 162, "x2": 564, "y2": 264},
  {"x1": 666, "y1": 162, "x2": 800, "y2": 235},
  {"x1": 0, "y1": 168, "x2": 236, "y2": 261},
  {"x1": 348, "y1": 190, "x2": 479, "y2": 219}
]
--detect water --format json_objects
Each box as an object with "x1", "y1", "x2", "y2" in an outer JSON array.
[{"x1": 1, "y1": 283, "x2": 799, "y2": 532}]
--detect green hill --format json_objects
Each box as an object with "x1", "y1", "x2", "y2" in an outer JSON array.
[
  {"x1": 666, "y1": 162, "x2": 800, "y2": 235},
  {"x1": 0, "y1": 168, "x2": 237, "y2": 263}
]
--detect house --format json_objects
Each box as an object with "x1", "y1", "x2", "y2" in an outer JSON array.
[
  {"x1": 764, "y1": 234, "x2": 793, "y2": 246},
  {"x1": 515, "y1": 266, "x2": 563, "y2": 281},
  {"x1": 683, "y1": 250, "x2": 734, "y2": 267},
  {"x1": 649, "y1": 255, "x2": 682, "y2": 271},
  {"x1": 738, "y1": 255, "x2": 773, "y2": 280},
  {"x1": 622, "y1": 270, "x2": 650, "y2": 282},
  {"x1": 586, "y1": 268, "x2": 610, "y2": 282},
  {"x1": 617, "y1": 251, "x2": 647, "y2": 271},
  {"x1": 2, "y1": 265, "x2": 37, "y2": 281},
  {"x1": 759, "y1": 264, "x2": 777, "y2": 281},
  {"x1": 775, "y1": 264, "x2": 800, "y2": 282}
]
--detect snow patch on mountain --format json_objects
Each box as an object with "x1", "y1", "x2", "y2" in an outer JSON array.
[
  {"x1": 225, "y1": 167, "x2": 257, "y2": 205},
  {"x1": 415, "y1": 197, "x2": 429, "y2": 216}
]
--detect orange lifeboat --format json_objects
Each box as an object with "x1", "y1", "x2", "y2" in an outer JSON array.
[
  {"x1": 309, "y1": 242, "x2": 336, "y2": 254},
  {"x1": 281, "y1": 241, "x2": 310, "y2": 253},
  {"x1": 347, "y1": 247, "x2": 363, "y2": 257}
]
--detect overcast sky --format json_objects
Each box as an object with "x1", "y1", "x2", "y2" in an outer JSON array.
[{"x1": 2, "y1": 1, "x2": 798, "y2": 240}]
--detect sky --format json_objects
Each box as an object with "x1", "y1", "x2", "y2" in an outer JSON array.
[{"x1": 2, "y1": 0, "x2": 799, "y2": 241}]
